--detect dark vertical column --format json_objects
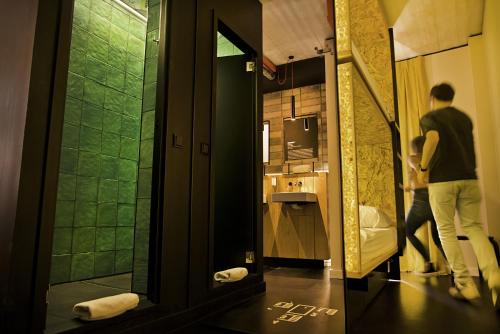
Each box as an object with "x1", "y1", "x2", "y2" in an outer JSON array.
[
  {"x1": 389, "y1": 28, "x2": 405, "y2": 265},
  {"x1": 0, "y1": 0, "x2": 65, "y2": 332}
]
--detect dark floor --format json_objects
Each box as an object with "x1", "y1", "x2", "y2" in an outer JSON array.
[
  {"x1": 183, "y1": 270, "x2": 500, "y2": 334},
  {"x1": 45, "y1": 273, "x2": 150, "y2": 334},
  {"x1": 194, "y1": 267, "x2": 346, "y2": 334},
  {"x1": 349, "y1": 273, "x2": 500, "y2": 334}
]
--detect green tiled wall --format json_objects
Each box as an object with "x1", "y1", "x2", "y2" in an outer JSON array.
[
  {"x1": 51, "y1": 0, "x2": 147, "y2": 284},
  {"x1": 217, "y1": 33, "x2": 244, "y2": 57},
  {"x1": 132, "y1": 0, "x2": 160, "y2": 294}
]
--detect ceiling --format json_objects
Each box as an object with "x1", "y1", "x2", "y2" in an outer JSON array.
[
  {"x1": 388, "y1": 0, "x2": 485, "y2": 60},
  {"x1": 262, "y1": 0, "x2": 333, "y2": 65}
]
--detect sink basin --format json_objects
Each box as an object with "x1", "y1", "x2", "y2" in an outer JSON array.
[{"x1": 271, "y1": 192, "x2": 317, "y2": 203}]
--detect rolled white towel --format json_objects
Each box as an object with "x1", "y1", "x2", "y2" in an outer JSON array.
[
  {"x1": 73, "y1": 293, "x2": 139, "y2": 321},
  {"x1": 214, "y1": 267, "x2": 248, "y2": 282}
]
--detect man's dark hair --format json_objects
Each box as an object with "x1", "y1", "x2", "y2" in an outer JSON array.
[
  {"x1": 411, "y1": 135, "x2": 425, "y2": 154},
  {"x1": 430, "y1": 83, "x2": 455, "y2": 101}
]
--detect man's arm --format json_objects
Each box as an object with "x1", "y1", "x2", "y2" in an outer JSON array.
[
  {"x1": 420, "y1": 130, "x2": 439, "y2": 169},
  {"x1": 417, "y1": 130, "x2": 439, "y2": 183}
]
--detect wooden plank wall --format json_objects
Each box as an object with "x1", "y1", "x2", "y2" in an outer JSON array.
[{"x1": 263, "y1": 84, "x2": 327, "y2": 171}]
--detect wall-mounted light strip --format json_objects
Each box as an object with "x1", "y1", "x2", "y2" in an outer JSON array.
[{"x1": 112, "y1": 0, "x2": 147, "y2": 23}]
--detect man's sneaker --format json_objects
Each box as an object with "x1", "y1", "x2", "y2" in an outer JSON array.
[{"x1": 449, "y1": 281, "x2": 481, "y2": 305}]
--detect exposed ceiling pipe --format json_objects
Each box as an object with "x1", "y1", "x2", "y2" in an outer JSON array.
[{"x1": 263, "y1": 55, "x2": 277, "y2": 80}]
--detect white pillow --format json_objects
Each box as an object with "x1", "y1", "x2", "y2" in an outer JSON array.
[{"x1": 359, "y1": 205, "x2": 393, "y2": 228}]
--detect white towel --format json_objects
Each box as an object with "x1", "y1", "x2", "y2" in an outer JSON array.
[
  {"x1": 73, "y1": 293, "x2": 139, "y2": 321},
  {"x1": 214, "y1": 267, "x2": 248, "y2": 282}
]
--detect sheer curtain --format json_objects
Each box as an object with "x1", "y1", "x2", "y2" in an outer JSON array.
[{"x1": 396, "y1": 56, "x2": 444, "y2": 272}]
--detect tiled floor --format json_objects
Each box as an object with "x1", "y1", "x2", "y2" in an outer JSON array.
[{"x1": 45, "y1": 273, "x2": 138, "y2": 333}]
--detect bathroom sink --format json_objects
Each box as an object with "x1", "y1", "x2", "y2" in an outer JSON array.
[{"x1": 271, "y1": 192, "x2": 317, "y2": 203}]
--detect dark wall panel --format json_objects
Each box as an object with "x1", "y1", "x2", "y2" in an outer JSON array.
[{"x1": 263, "y1": 56, "x2": 325, "y2": 93}]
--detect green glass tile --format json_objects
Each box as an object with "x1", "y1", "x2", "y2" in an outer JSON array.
[
  {"x1": 64, "y1": 96, "x2": 82, "y2": 125},
  {"x1": 107, "y1": 67, "x2": 126, "y2": 91},
  {"x1": 108, "y1": 47, "x2": 127, "y2": 71},
  {"x1": 102, "y1": 109, "x2": 122, "y2": 134},
  {"x1": 97, "y1": 202, "x2": 117, "y2": 226},
  {"x1": 71, "y1": 252, "x2": 95, "y2": 280},
  {"x1": 77, "y1": 151, "x2": 101, "y2": 177},
  {"x1": 124, "y1": 96, "x2": 142, "y2": 118},
  {"x1": 111, "y1": 6, "x2": 129, "y2": 32},
  {"x1": 142, "y1": 82, "x2": 156, "y2": 112},
  {"x1": 69, "y1": 49, "x2": 86, "y2": 76},
  {"x1": 71, "y1": 25, "x2": 89, "y2": 51},
  {"x1": 120, "y1": 137, "x2": 139, "y2": 160},
  {"x1": 121, "y1": 115, "x2": 140, "y2": 139},
  {"x1": 126, "y1": 54, "x2": 144, "y2": 78},
  {"x1": 139, "y1": 139, "x2": 153, "y2": 169},
  {"x1": 79, "y1": 0, "x2": 91, "y2": 8},
  {"x1": 140, "y1": 111, "x2": 155, "y2": 140},
  {"x1": 86, "y1": 57, "x2": 107, "y2": 84},
  {"x1": 109, "y1": 23, "x2": 129, "y2": 51},
  {"x1": 79, "y1": 125, "x2": 101, "y2": 153},
  {"x1": 134, "y1": 228, "x2": 149, "y2": 260},
  {"x1": 127, "y1": 34, "x2": 145, "y2": 59},
  {"x1": 91, "y1": 0, "x2": 112, "y2": 20},
  {"x1": 104, "y1": 88, "x2": 125, "y2": 113},
  {"x1": 89, "y1": 12, "x2": 110, "y2": 41},
  {"x1": 74, "y1": 201, "x2": 97, "y2": 226},
  {"x1": 60, "y1": 147, "x2": 78, "y2": 174},
  {"x1": 101, "y1": 155, "x2": 119, "y2": 179},
  {"x1": 137, "y1": 168, "x2": 152, "y2": 198},
  {"x1": 55, "y1": 200, "x2": 75, "y2": 227},
  {"x1": 135, "y1": 198, "x2": 150, "y2": 230},
  {"x1": 73, "y1": 1, "x2": 90, "y2": 29},
  {"x1": 81, "y1": 102, "x2": 103, "y2": 130},
  {"x1": 95, "y1": 251, "x2": 115, "y2": 276},
  {"x1": 117, "y1": 204, "x2": 135, "y2": 226},
  {"x1": 145, "y1": 30, "x2": 159, "y2": 59},
  {"x1": 62, "y1": 123, "x2": 80, "y2": 149},
  {"x1": 118, "y1": 158, "x2": 137, "y2": 181},
  {"x1": 87, "y1": 34, "x2": 109, "y2": 62},
  {"x1": 76, "y1": 176, "x2": 98, "y2": 201},
  {"x1": 72, "y1": 227, "x2": 95, "y2": 253},
  {"x1": 125, "y1": 74, "x2": 143, "y2": 98},
  {"x1": 118, "y1": 181, "x2": 136, "y2": 204},
  {"x1": 57, "y1": 173, "x2": 76, "y2": 200},
  {"x1": 95, "y1": 227, "x2": 115, "y2": 251},
  {"x1": 52, "y1": 227, "x2": 73, "y2": 255},
  {"x1": 144, "y1": 57, "x2": 158, "y2": 85},
  {"x1": 115, "y1": 249, "x2": 133, "y2": 273},
  {"x1": 67, "y1": 72, "x2": 84, "y2": 99},
  {"x1": 98, "y1": 179, "x2": 118, "y2": 202},
  {"x1": 131, "y1": 258, "x2": 147, "y2": 293},
  {"x1": 116, "y1": 227, "x2": 134, "y2": 250},
  {"x1": 50, "y1": 255, "x2": 71, "y2": 284},
  {"x1": 102, "y1": 132, "x2": 121, "y2": 156},
  {"x1": 147, "y1": 5, "x2": 160, "y2": 32},
  {"x1": 83, "y1": 79, "x2": 106, "y2": 106},
  {"x1": 129, "y1": 17, "x2": 146, "y2": 39}
]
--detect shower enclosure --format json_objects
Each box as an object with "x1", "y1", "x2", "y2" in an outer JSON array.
[{"x1": 46, "y1": 0, "x2": 161, "y2": 331}]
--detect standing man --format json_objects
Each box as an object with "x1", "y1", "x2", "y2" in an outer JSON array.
[{"x1": 418, "y1": 83, "x2": 500, "y2": 308}]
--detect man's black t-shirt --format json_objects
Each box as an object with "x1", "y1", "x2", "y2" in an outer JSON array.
[{"x1": 420, "y1": 106, "x2": 477, "y2": 183}]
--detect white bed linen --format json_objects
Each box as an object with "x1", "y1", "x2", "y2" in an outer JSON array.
[{"x1": 360, "y1": 227, "x2": 397, "y2": 266}]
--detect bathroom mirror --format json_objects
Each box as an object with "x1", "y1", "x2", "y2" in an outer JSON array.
[{"x1": 283, "y1": 115, "x2": 319, "y2": 162}]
